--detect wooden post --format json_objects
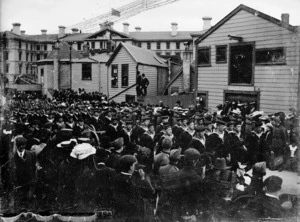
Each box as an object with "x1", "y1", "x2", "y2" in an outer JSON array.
[
  {"x1": 194, "y1": 44, "x2": 199, "y2": 102},
  {"x1": 296, "y1": 26, "x2": 300, "y2": 111}
]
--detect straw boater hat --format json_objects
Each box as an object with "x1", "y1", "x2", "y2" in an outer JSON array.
[{"x1": 70, "y1": 143, "x2": 96, "y2": 160}]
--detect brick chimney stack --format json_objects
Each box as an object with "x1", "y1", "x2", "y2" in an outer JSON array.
[
  {"x1": 58, "y1": 26, "x2": 66, "y2": 38},
  {"x1": 202, "y1": 17, "x2": 212, "y2": 30},
  {"x1": 171, "y1": 22, "x2": 178, "y2": 36},
  {"x1": 41, "y1": 29, "x2": 47, "y2": 35},
  {"x1": 281, "y1": 13, "x2": 289, "y2": 24},
  {"x1": 21, "y1": 30, "x2": 26, "y2": 35},
  {"x1": 135, "y1": 27, "x2": 141, "y2": 32},
  {"x1": 123, "y1": 22, "x2": 129, "y2": 35},
  {"x1": 12, "y1": 23, "x2": 21, "y2": 35}
]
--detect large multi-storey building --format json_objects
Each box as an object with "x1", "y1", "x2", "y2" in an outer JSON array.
[
  {"x1": 0, "y1": 18, "x2": 211, "y2": 94},
  {"x1": 0, "y1": 23, "x2": 58, "y2": 93}
]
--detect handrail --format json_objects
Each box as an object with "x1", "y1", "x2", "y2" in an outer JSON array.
[
  {"x1": 108, "y1": 83, "x2": 137, "y2": 101},
  {"x1": 162, "y1": 66, "x2": 183, "y2": 95}
]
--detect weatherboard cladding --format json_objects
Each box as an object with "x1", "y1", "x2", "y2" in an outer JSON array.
[
  {"x1": 168, "y1": 74, "x2": 183, "y2": 94},
  {"x1": 108, "y1": 46, "x2": 137, "y2": 103},
  {"x1": 72, "y1": 63, "x2": 100, "y2": 92},
  {"x1": 108, "y1": 45, "x2": 161, "y2": 102},
  {"x1": 197, "y1": 8, "x2": 299, "y2": 114}
]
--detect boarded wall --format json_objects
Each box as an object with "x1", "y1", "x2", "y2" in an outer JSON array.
[
  {"x1": 72, "y1": 63, "x2": 100, "y2": 92},
  {"x1": 142, "y1": 94, "x2": 195, "y2": 108},
  {"x1": 197, "y1": 9, "x2": 299, "y2": 113}
]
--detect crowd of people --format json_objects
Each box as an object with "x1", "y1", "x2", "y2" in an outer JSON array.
[{"x1": 0, "y1": 89, "x2": 299, "y2": 221}]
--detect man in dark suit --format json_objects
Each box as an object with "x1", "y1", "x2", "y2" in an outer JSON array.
[
  {"x1": 93, "y1": 149, "x2": 117, "y2": 208},
  {"x1": 179, "y1": 119, "x2": 195, "y2": 152},
  {"x1": 136, "y1": 71, "x2": 142, "y2": 96},
  {"x1": 141, "y1": 73, "x2": 149, "y2": 96},
  {"x1": 12, "y1": 136, "x2": 36, "y2": 210},
  {"x1": 244, "y1": 175, "x2": 286, "y2": 219},
  {"x1": 113, "y1": 155, "x2": 155, "y2": 221},
  {"x1": 105, "y1": 117, "x2": 120, "y2": 142},
  {"x1": 153, "y1": 138, "x2": 172, "y2": 174},
  {"x1": 161, "y1": 148, "x2": 203, "y2": 220}
]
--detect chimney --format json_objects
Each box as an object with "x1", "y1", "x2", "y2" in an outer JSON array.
[
  {"x1": 281, "y1": 13, "x2": 289, "y2": 24},
  {"x1": 58, "y1": 26, "x2": 66, "y2": 38},
  {"x1": 202, "y1": 17, "x2": 212, "y2": 30},
  {"x1": 71, "y1": 28, "x2": 79, "y2": 34},
  {"x1": 82, "y1": 43, "x2": 90, "y2": 58},
  {"x1": 21, "y1": 30, "x2": 26, "y2": 35},
  {"x1": 12, "y1": 23, "x2": 21, "y2": 35},
  {"x1": 171, "y1": 22, "x2": 178, "y2": 36},
  {"x1": 41, "y1": 29, "x2": 47, "y2": 35},
  {"x1": 123, "y1": 22, "x2": 129, "y2": 35},
  {"x1": 135, "y1": 27, "x2": 141, "y2": 32}
]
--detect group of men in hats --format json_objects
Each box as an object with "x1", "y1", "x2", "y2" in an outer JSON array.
[{"x1": 0, "y1": 89, "x2": 299, "y2": 220}]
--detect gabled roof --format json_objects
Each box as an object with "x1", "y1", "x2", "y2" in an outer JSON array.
[
  {"x1": 129, "y1": 31, "x2": 205, "y2": 41},
  {"x1": 195, "y1": 4, "x2": 297, "y2": 44},
  {"x1": 72, "y1": 57, "x2": 98, "y2": 63},
  {"x1": 107, "y1": 42, "x2": 168, "y2": 68},
  {"x1": 85, "y1": 27, "x2": 134, "y2": 40},
  {"x1": 90, "y1": 54, "x2": 110, "y2": 63}
]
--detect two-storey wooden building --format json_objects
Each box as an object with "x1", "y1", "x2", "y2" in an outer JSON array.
[{"x1": 195, "y1": 4, "x2": 300, "y2": 113}]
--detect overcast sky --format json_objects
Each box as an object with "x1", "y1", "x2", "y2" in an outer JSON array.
[{"x1": 1, "y1": 0, "x2": 300, "y2": 34}]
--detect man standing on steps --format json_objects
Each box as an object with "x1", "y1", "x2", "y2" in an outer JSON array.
[
  {"x1": 141, "y1": 73, "x2": 149, "y2": 96},
  {"x1": 136, "y1": 71, "x2": 142, "y2": 96}
]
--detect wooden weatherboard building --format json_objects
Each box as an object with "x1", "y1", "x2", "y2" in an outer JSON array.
[
  {"x1": 106, "y1": 42, "x2": 168, "y2": 103},
  {"x1": 195, "y1": 4, "x2": 300, "y2": 113}
]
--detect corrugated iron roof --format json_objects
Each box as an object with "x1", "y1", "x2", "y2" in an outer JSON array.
[
  {"x1": 25, "y1": 34, "x2": 58, "y2": 42},
  {"x1": 107, "y1": 42, "x2": 168, "y2": 68},
  {"x1": 2, "y1": 31, "x2": 58, "y2": 42},
  {"x1": 59, "y1": 33, "x2": 91, "y2": 42},
  {"x1": 90, "y1": 54, "x2": 110, "y2": 63},
  {"x1": 128, "y1": 31, "x2": 205, "y2": 41},
  {"x1": 46, "y1": 42, "x2": 82, "y2": 60}
]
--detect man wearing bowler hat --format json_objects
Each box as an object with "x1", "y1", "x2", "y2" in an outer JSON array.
[
  {"x1": 12, "y1": 136, "x2": 36, "y2": 210},
  {"x1": 244, "y1": 175, "x2": 286, "y2": 218}
]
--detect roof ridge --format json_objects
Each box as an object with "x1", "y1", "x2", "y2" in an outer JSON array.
[{"x1": 195, "y1": 4, "x2": 296, "y2": 44}]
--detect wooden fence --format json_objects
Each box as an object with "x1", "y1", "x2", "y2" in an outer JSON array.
[{"x1": 141, "y1": 93, "x2": 195, "y2": 108}]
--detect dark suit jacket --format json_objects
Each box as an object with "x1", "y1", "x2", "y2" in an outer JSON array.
[
  {"x1": 246, "y1": 194, "x2": 286, "y2": 218},
  {"x1": 113, "y1": 173, "x2": 154, "y2": 220},
  {"x1": 13, "y1": 150, "x2": 36, "y2": 187},
  {"x1": 189, "y1": 137, "x2": 206, "y2": 153},
  {"x1": 105, "y1": 124, "x2": 120, "y2": 142},
  {"x1": 179, "y1": 131, "x2": 193, "y2": 151}
]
